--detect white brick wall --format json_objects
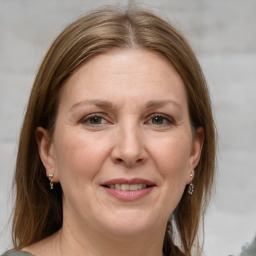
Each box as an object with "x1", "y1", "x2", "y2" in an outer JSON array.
[{"x1": 1, "y1": 1, "x2": 256, "y2": 255}]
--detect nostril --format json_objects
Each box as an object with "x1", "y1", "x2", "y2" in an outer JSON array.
[
  {"x1": 114, "y1": 158, "x2": 124, "y2": 164},
  {"x1": 113, "y1": 157, "x2": 144, "y2": 167}
]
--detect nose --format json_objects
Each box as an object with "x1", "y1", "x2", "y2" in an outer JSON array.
[{"x1": 111, "y1": 123, "x2": 147, "y2": 167}]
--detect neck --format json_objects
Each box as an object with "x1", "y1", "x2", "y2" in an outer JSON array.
[{"x1": 54, "y1": 222, "x2": 165, "y2": 256}]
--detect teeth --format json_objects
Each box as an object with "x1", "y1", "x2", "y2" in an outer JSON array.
[
  {"x1": 115, "y1": 184, "x2": 121, "y2": 190},
  {"x1": 108, "y1": 184, "x2": 149, "y2": 191},
  {"x1": 130, "y1": 184, "x2": 139, "y2": 191},
  {"x1": 121, "y1": 184, "x2": 130, "y2": 191},
  {"x1": 137, "y1": 184, "x2": 143, "y2": 190}
]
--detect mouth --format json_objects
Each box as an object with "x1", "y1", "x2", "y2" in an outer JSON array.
[
  {"x1": 100, "y1": 178, "x2": 156, "y2": 201},
  {"x1": 102, "y1": 183, "x2": 153, "y2": 191}
]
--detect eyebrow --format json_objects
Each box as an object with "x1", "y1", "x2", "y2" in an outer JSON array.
[
  {"x1": 70, "y1": 99, "x2": 183, "y2": 112},
  {"x1": 145, "y1": 100, "x2": 183, "y2": 111},
  {"x1": 70, "y1": 99, "x2": 114, "y2": 112}
]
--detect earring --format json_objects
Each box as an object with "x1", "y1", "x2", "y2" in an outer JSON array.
[
  {"x1": 188, "y1": 183, "x2": 194, "y2": 195},
  {"x1": 48, "y1": 174, "x2": 54, "y2": 190},
  {"x1": 190, "y1": 169, "x2": 195, "y2": 177},
  {"x1": 188, "y1": 170, "x2": 195, "y2": 195}
]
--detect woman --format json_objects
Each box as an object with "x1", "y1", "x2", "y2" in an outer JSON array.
[{"x1": 2, "y1": 6, "x2": 216, "y2": 256}]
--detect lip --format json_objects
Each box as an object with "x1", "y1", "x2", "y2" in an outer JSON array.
[
  {"x1": 101, "y1": 178, "x2": 155, "y2": 186},
  {"x1": 101, "y1": 178, "x2": 156, "y2": 202}
]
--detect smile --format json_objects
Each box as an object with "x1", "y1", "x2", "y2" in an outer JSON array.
[
  {"x1": 104, "y1": 184, "x2": 151, "y2": 191},
  {"x1": 101, "y1": 178, "x2": 156, "y2": 201}
]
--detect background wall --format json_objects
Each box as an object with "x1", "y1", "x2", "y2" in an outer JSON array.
[{"x1": 1, "y1": 1, "x2": 256, "y2": 255}]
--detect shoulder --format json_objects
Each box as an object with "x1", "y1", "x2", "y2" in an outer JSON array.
[{"x1": 1, "y1": 250, "x2": 35, "y2": 256}]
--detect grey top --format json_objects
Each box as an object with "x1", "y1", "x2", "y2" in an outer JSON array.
[{"x1": 1, "y1": 250, "x2": 35, "y2": 256}]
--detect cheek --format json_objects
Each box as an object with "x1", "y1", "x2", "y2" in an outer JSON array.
[
  {"x1": 153, "y1": 137, "x2": 191, "y2": 212},
  {"x1": 152, "y1": 135, "x2": 191, "y2": 178},
  {"x1": 53, "y1": 129, "x2": 109, "y2": 187}
]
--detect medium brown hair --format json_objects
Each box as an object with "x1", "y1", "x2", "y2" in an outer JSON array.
[{"x1": 12, "y1": 6, "x2": 216, "y2": 256}]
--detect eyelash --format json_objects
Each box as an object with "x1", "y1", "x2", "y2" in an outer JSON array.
[
  {"x1": 81, "y1": 113, "x2": 109, "y2": 126},
  {"x1": 145, "y1": 113, "x2": 174, "y2": 126},
  {"x1": 80, "y1": 113, "x2": 175, "y2": 126}
]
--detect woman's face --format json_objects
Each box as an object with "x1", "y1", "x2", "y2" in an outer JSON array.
[{"x1": 38, "y1": 49, "x2": 203, "y2": 238}]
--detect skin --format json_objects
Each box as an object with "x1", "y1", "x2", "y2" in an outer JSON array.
[{"x1": 25, "y1": 49, "x2": 204, "y2": 256}]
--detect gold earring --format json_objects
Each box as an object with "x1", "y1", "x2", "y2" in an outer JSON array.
[{"x1": 48, "y1": 174, "x2": 54, "y2": 190}]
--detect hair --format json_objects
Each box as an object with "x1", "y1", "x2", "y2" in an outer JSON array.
[{"x1": 12, "y1": 6, "x2": 216, "y2": 256}]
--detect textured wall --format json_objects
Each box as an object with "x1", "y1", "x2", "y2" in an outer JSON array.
[{"x1": 1, "y1": 1, "x2": 256, "y2": 255}]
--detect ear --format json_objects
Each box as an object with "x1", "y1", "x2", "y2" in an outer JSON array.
[
  {"x1": 36, "y1": 127, "x2": 59, "y2": 182},
  {"x1": 186, "y1": 127, "x2": 204, "y2": 184}
]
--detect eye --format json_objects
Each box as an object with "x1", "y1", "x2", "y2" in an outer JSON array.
[
  {"x1": 146, "y1": 114, "x2": 174, "y2": 126},
  {"x1": 81, "y1": 114, "x2": 108, "y2": 125},
  {"x1": 88, "y1": 116, "x2": 103, "y2": 124},
  {"x1": 151, "y1": 116, "x2": 165, "y2": 125}
]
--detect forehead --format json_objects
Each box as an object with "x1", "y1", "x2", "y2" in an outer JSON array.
[{"x1": 59, "y1": 48, "x2": 188, "y2": 110}]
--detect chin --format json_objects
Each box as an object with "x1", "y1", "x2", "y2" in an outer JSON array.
[
  {"x1": 104, "y1": 223, "x2": 154, "y2": 239},
  {"x1": 97, "y1": 210, "x2": 163, "y2": 238}
]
